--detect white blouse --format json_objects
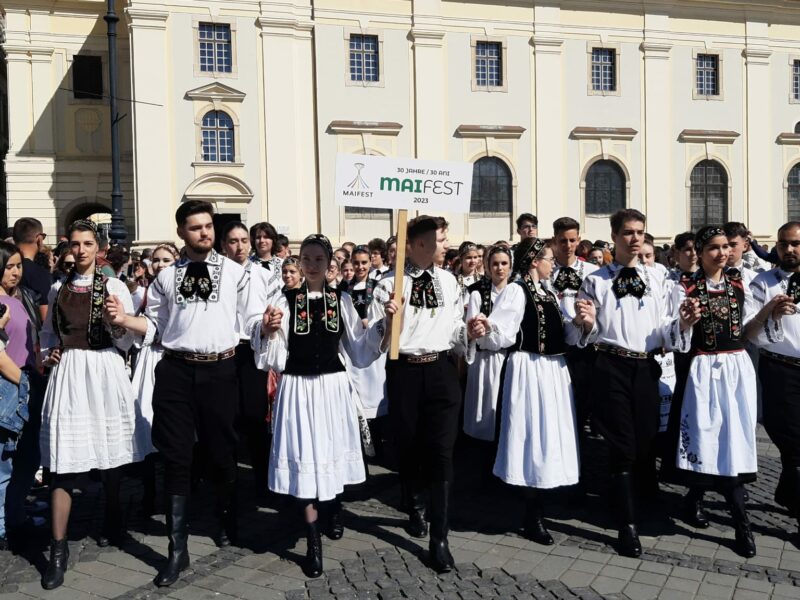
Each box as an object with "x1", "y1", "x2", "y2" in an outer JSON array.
[
  {"x1": 551, "y1": 258, "x2": 599, "y2": 320},
  {"x1": 749, "y1": 268, "x2": 800, "y2": 358}
]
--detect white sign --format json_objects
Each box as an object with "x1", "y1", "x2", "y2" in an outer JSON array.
[{"x1": 334, "y1": 154, "x2": 474, "y2": 213}]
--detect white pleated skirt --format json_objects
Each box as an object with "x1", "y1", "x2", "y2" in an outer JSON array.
[
  {"x1": 41, "y1": 347, "x2": 147, "y2": 474},
  {"x1": 493, "y1": 352, "x2": 580, "y2": 489},
  {"x1": 676, "y1": 351, "x2": 757, "y2": 477},
  {"x1": 130, "y1": 343, "x2": 164, "y2": 456},
  {"x1": 269, "y1": 371, "x2": 366, "y2": 501},
  {"x1": 463, "y1": 349, "x2": 506, "y2": 441}
]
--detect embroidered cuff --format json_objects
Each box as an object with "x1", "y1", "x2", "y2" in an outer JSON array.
[{"x1": 765, "y1": 317, "x2": 784, "y2": 344}]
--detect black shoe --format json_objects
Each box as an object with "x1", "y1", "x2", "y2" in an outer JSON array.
[
  {"x1": 325, "y1": 499, "x2": 344, "y2": 541},
  {"x1": 683, "y1": 491, "x2": 710, "y2": 529},
  {"x1": 618, "y1": 524, "x2": 642, "y2": 558},
  {"x1": 41, "y1": 538, "x2": 69, "y2": 590},
  {"x1": 154, "y1": 495, "x2": 190, "y2": 587},
  {"x1": 98, "y1": 508, "x2": 124, "y2": 548},
  {"x1": 303, "y1": 521, "x2": 323, "y2": 578},
  {"x1": 428, "y1": 538, "x2": 455, "y2": 573},
  {"x1": 408, "y1": 509, "x2": 428, "y2": 539},
  {"x1": 726, "y1": 485, "x2": 756, "y2": 558},
  {"x1": 523, "y1": 494, "x2": 554, "y2": 545},
  {"x1": 428, "y1": 481, "x2": 454, "y2": 573},
  {"x1": 213, "y1": 482, "x2": 238, "y2": 548},
  {"x1": 401, "y1": 480, "x2": 428, "y2": 538},
  {"x1": 734, "y1": 524, "x2": 757, "y2": 558}
]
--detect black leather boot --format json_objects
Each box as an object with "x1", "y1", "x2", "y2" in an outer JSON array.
[
  {"x1": 401, "y1": 480, "x2": 427, "y2": 539},
  {"x1": 726, "y1": 485, "x2": 756, "y2": 558},
  {"x1": 154, "y1": 495, "x2": 190, "y2": 587},
  {"x1": 213, "y1": 481, "x2": 238, "y2": 548},
  {"x1": 428, "y1": 481, "x2": 454, "y2": 573},
  {"x1": 41, "y1": 538, "x2": 69, "y2": 590},
  {"x1": 304, "y1": 521, "x2": 323, "y2": 578},
  {"x1": 614, "y1": 471, "x2": 642, "y2": 558},
  {"x1": 325, "y1": 497, "x2": 344, "y2": 540},
  {"x1": 523, "y1": 491, "x2": 554, "y2": 546},
  {"x1": 682, "y1": 487, "x2": 710, "y2": 529},
  {"x1": 98, "y1": 468, "x2": 124, "y2": 547}
]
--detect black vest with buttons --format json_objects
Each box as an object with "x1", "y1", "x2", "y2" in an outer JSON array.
[
  {"x1": 284, "y1": 288, "x2": 346, "y2": 376},
  {"x1": 511, "y1": 280, "x2": 568, "y2": 356}
]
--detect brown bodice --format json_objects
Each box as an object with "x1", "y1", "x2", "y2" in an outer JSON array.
[{"x1": 56, "y1": 283, "x2": 112, "y2": 350}]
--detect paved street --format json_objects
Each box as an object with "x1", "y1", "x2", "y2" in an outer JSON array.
[{"x1": 0, "y1": 425, "x2": 798, "y2": 600}]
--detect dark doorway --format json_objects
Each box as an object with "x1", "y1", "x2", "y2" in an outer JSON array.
[{"x1": 212, "y1": 213, "x2": 242, "y2": 252}]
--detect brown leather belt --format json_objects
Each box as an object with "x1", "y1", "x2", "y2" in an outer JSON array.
[
  {"x1": 399, "y1": 351, "x2": 446, "y2": 364},
  {"x1": 595, "y1": 343, "x2": 653, "y2": 360},
  {"x1": 165, "y1": 347, "x2": 236, "y2": 364},
  {"x1": 761, "y1": 349, "x2": 800, "y2": 368}
]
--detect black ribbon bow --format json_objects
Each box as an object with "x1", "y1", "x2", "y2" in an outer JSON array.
[
  {"x1": 409, "y1": 271, "x2": 439, "y2": 309},
  {"x1": 726, "y1": 267, "x2": 741, "y2": 279},
  {"x1": 553, "y1": 266, "x2": 581, "y2": 293},
  {"x1": 179, "y1": 262, "x2": 213, "y2": 301},
  {"x1": 261, "y1": 260, "x2": 272, "y2": 271},
  {"x1": 612, "y1": 267, "x2": 646, "y2": 300},
  {"x1": 788, "y1": 272, "x2": 800, "y2": 304}
]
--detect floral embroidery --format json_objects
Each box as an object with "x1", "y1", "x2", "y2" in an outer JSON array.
[
  {"x1": 521, "y1": 275, "x2": 560, "y2": 354},
  {"x1": 687, "y1": 270, "x2": 742, "y2": 351},
  {"x1": 552, "y1": 266, "x2": 582, "y2": 294},
  {"x1": 175, "y1": 251, "x2": 222, "y2": 305},
  {"x1": 52, "y1": 266, "x2": 113, "y2": 350},
  {"x1": 612, "y1": 266, "x2": 647, "y2": 300},
  {"x1": 679, "y1": 414, "x2": 702, "y2": 465},
  {"x1": 294, "y1": 290, "x2": 309, "y2": 334},
  {"x1": 293, "y1": 284, "x2": 340, "y2": 335}
]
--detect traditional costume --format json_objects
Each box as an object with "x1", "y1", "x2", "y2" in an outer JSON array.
[{"x1": 347, "y1": 278, "x2": 388, "y2": 420}]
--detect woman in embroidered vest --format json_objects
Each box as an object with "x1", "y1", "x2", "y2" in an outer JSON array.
[
  {"x1": 473, "y1": 238, "x2": 594, "y2": 545},
  {"x1": 253, "y1": 234, "x2": 379, "y2": 578},
  {"x1": 671, "y1": 226, "x2": 784, "y2": 558},
  {"x1": 38, "y1": 220, "x2": 144, "y2": 589},
  {"x1": 463, "y1": 245, "x2": 511, "y2": 444},
  {"x1": 130, "y1": 243, "x2": 179, "y2": 516},
  {"x1": 455, "y1": 241, "x2": 481, "y2": 307}
]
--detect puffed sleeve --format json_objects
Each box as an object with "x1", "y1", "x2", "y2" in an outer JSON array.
[
  {"x1": 749, "y1": 276, "x2": 783, "y2": 345},
  {"x1": 449, "y1": 278, "x2": 468, "y2": 356},
  {"x1": 482, "y1": 284, "x2": 525, "y2": 351},
  {"x1": 39, "y1": 282, "x2": 62, "y2": 356},
  {"x1": 464, "y1": 289, "x2": 484, "y2": 365},
  {"x1": 340, "y1": 293, "x2": 381, "y2": 368},
  {"x1": 105, "y1": 277, "x2": 135, "y2": 353},
  {"x1": 664, "y1": 283, "x2": 693, "y2": 353},
  {"x1": 249, "y1": 294, "x2": 289, "y2": 372}
]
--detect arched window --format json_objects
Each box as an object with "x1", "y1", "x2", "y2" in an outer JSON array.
[
  {"x1": 585, "y1": 160, "x2": 626, "y2": 215},
  {"x1": 794, "y1": 121, "x2": 800, "y2": 135},
  {"x1": 470, "y1": 156, "x2": 512, "y2": 215},
  {"x1": 690, "y1": 160, "x2": 728, "y2": 230},
  {"x1": 788, "y1": 164, "x2": 800, "y2": 221},
  {"x1": 201, "y1": 110, "x2": 234, "y2": 162}
]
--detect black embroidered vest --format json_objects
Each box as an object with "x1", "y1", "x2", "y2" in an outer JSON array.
[
  {"x1": 511, "y1": 279, "x2": 567, "y2": 356},
  {"x1": 681, "y1": 272, "x2": 746, "y2": 353},
  {"x1": 284, "y1": 288, "x2": 346, "y2": 375},
  {"x1": 467, "y1": 277, "x2": 494, "y2": 316},
  {"x1": 349, "y1": 279, "x2": 376, "y2": 320}
]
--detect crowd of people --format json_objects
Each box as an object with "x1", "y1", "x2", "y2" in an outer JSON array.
[{"x1": 0, "y1": 207, "x2": 798, "y2": 591}]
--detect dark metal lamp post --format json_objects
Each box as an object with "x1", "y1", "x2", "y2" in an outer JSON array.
[{"x1": 104, "y1": 0, "x2": 127, "y2": 245}]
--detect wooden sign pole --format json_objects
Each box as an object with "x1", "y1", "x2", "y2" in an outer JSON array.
[{"x1": 389, "y1": 209, "x2": 408, "y2": 360}]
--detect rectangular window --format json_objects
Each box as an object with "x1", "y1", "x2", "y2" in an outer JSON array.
[
  {"x1": 793, "y1": 60, "x2": 800, "y2": 101},
  {"x1": 475, "y1": 41, "x2": 502, "y2": 88},
  {"x1": 72, "y1": 55, "x2": 103, "y2": 100},
  {"x1": 591, "y1": 48, "x2": 616, "y2": 92},
  {"x1": 199, "y1": 23, "x2": 232, "y2": 73},
  {"x1": 696, "y1": 54, "x2": 719, "y2": 96},
  {"x1": 349, "y1": 35, "x2": 379, "y2": 82}
]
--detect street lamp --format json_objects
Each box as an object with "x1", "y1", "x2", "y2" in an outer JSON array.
[{"x1": 104, "y1": 0, "x2": 127, "y2": 245}]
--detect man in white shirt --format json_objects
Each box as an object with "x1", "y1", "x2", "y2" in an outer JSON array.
[
  {"x1": 551, "y1": 217, "x2": 598, "y2": 450},
  {"x1": 749, "y1": 220, "x2": 800, "y2": 540},
  {"x1": 576, "y1": 209, "x2": 700, "y2": 558},
  {"x1": 369, "y1": 215, "x2": 481, "y2": 574},
  {"x1": 724, "y1": 222, "x2": 758, "y2": 286}
]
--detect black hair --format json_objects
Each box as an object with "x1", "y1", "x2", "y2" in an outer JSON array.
[
  {"x1": 673, "y1": 231, "x2": 695, "y2": 251},
  {"x1": 552, "y1": 216, "x2": 580, "y2": 236},
  {"x1": 406, "y1": 215, "x2": 439, "y2": 241},
  {"x1": 175, "y1": 200, "x2": 214, "y2": 226},
  {"x1": 722, "y1": 221, "x2": 749, "y2": 240},
  {"x1": 222, "y1": 221, "x2": 249, "y2": 242},
  {"x1": 0, "y1": 241, "x2": 21, "y2": 276},
  {"x1": 778, "y1": 221, "x2": 800, "y2": 236},
  {"x1": 249, "y1": 221, "x2": 279, "y2": 250},
  {"x1": 610, "y1": 209, "x2": 646, "y2": 235},
  {"x1": 68, "y1": 219, "x2": 99, "y2": 241},
  {"x1": 516, "y1": 213, "x2": 538, "y2": 229},
  {"x1": 12, "y1": 217, "x2": 43, "y2": 244}
]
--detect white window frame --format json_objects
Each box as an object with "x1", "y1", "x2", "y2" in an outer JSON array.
[
  {"x1": 192, "y1": 17, "x2": 238, "y2": 79},
  {"x1": 344, "y1": 28, "x2": 385, "y2": 88},
  {"x1": 692, "y1": 49, "x2": 724, "y2": 101},
  {"x1": 586, "y1": 42, "x2": 621, "y2": 97},
  {"x1": 471, "y1": 36, "x2": 508, "y2": 93},
  {"x1": 789, "y1": 55, "x2": 800, "y2": 104}
]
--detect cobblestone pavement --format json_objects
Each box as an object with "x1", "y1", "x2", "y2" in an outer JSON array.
[{"x1": 0, "y1": 425, "x2": 798, "y2": 600}]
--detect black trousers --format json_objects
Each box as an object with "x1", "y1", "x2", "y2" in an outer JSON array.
[
  {"x1": 591, "y1": 352, "x2": 661, "y2": 473},
  {"x1": 565, "y1": 345, "x2": 597, "y2": 431},
  {"x1": 386, "y1": 355, "x2": 462, "y2": 483},
  {"x1": 152, "y1": 354, "x2": 239, "y2": 496},
  {"x1": 760, "y1": 356, "x2": 800, "y2": 469},
  {"x1": 234, "y1": 343, "x2": 270, "y2": 492}
]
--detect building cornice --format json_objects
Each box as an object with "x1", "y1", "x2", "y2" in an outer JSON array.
[
  {"x1": 328, "y1": 121, "x2": 403, "y2": 135},
  {"x1": 679, "y1": 129, "x2": 740, "y2": 143},
  {"x1": 125, "y1": 8, "x2": 169, "y2": 30},
  {"x1": 570, "y1": 126, "x2": 638, "y2": 141},
  {"x1": 185, "y1": 83, "x2": 246, "y2": 102},
  {"x1": 257, "y1": 16, "x2": 314, "y2": 39},
  {"x1": 456, "y1": 124, "x2": 526, "y2": 139},
  {"x1": 776, "y1": 132, "x2": 800, "y2": 145}
]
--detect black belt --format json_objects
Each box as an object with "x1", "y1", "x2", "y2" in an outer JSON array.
[
  {"x1": 397, "y1": 351, "x2": 447, "y2": 364},
  {"x1": 595, "y1": 343, "x2": 654, "y2": 360},
  {"x1": 761, "y1": 349, "x2": 800, "y2": 368},
  {"x1": 165, "y1": 347, "x2": 236, "y2": 364}
]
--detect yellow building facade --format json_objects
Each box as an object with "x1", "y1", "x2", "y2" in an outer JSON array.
[{"x1": 4, "y1": 0, "x2": 800, "y2": 245}]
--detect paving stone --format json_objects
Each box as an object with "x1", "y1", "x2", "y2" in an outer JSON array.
[{"x1": 589, "y1": 576, "x2": 627, "y2": 595}]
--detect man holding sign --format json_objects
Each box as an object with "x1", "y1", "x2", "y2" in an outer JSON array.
[{"x1": 368, "y1": 216, "x2": 483, "y2": 573}]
